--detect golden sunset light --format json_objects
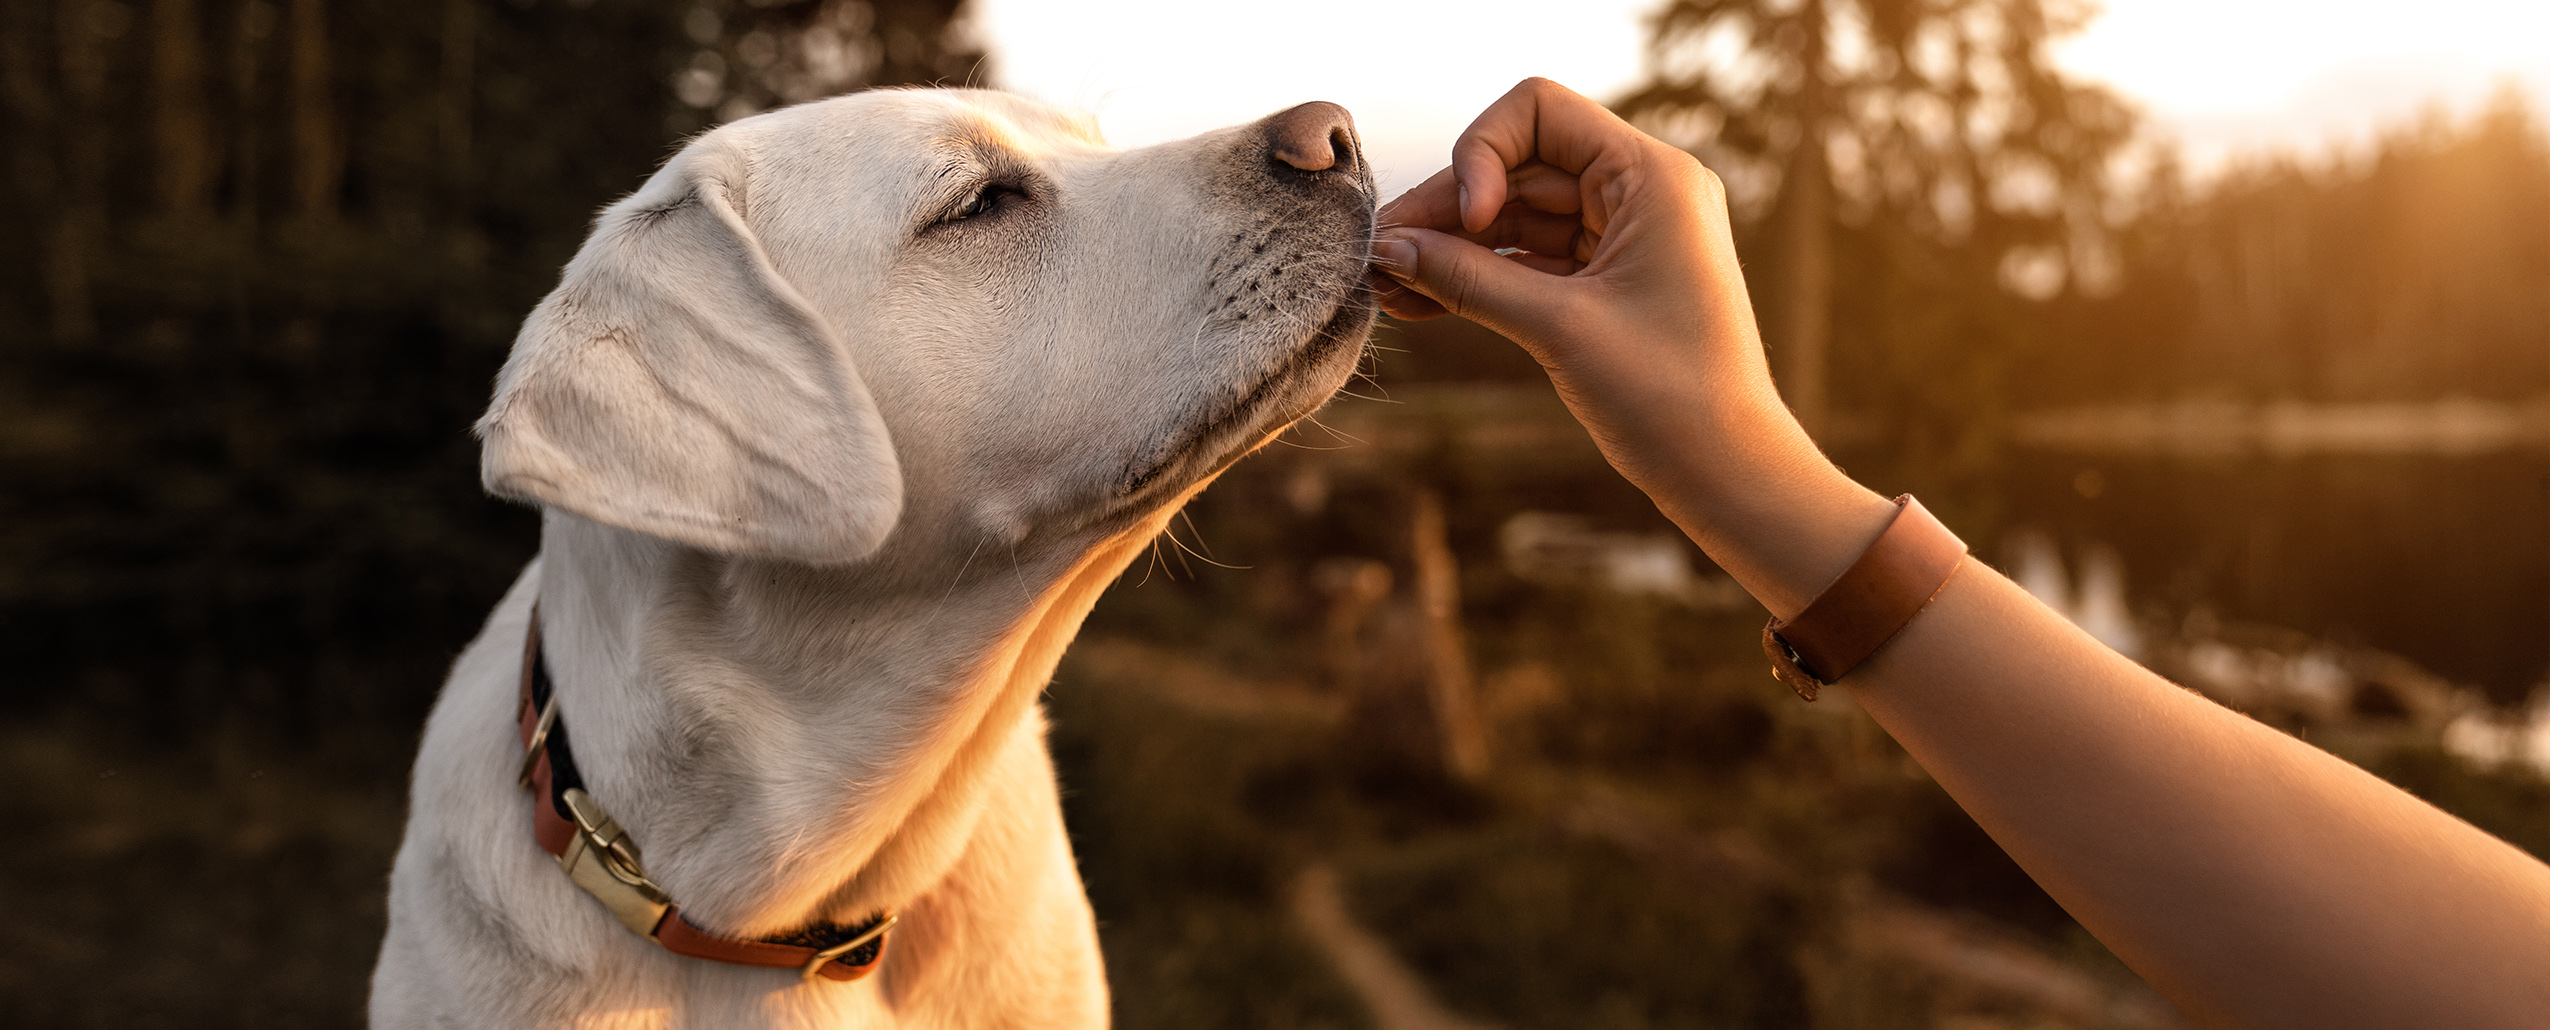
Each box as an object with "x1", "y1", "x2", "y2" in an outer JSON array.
[
  {"x1": 5, "y1": 0, "x2": 2543, "y2": 1022},
  {"x1": 979, "y1": 0, "x2": 2550, "y2": 189}
]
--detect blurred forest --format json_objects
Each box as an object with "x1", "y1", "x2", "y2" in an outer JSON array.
[
  {"x1": 2, "y1": 0, "x2": 2545, "y2": 1026},
  {"x1": 2036, "y1": 91, "x2": 2550, "y2": 405},
  {"x1": 1614, "y1": 0, "x2": 2547, "y2": 480},
  {"x1": 0, "y1": 0, "x2": 980, "y2": 1022},
  {"x1": 0, "y1": 0, "x2": 979, "y2": 736}
]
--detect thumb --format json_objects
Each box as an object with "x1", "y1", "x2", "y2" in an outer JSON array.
[{"x1": 1371, "y1": 227, "x2": 1562, "y2": 339}]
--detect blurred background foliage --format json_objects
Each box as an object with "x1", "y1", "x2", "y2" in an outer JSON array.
[
  {"x1": 0, "y1": 0, "x2": 977, "y2": 738},
  {"x1": 0, "y1": 0, "x2": 2543, "y2": 1026}
]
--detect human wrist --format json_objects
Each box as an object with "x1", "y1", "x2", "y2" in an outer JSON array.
[{"x1": 1648, "y1": 394, "x2": 1896, "y2": 619}]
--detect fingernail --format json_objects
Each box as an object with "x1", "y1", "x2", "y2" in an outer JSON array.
[
  {"x1": 1457, "y1": 182, "x2": 1471, "y2": 221},
  {"x1": 1371, "y1": 230, "x2": 1416, "y2": 274}
]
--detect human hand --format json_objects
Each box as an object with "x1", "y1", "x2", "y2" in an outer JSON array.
[
  {"x1": 1370, "y1": 78, "x2": 1786, "y2": 489},
  {"x1": 1370, "y1": 78, "x2": 1890, "y2": 615}
]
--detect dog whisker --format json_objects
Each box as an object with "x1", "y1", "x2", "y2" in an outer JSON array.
[
  {"x1": 1295, "y1": 413, "x2": 1369, "y2": 447},
  {"x1": 1160, "y1": 515, "x2": 1249, "y2": 571},
  {"x1": 1267, "y1": 436, "x2": 1355, "y2": 451},
  {"x1": 1134, "y1": 536, "x2": 1164, "y2": 588},
  {"x1": 940, "y1": 535, "x2": 989, "y2": 607},
  {"x1": 1007, "y1": 543, "x2": 1033, "y2": 602},
  {"x1": 1174, "y1": 509, "x2": 1216, "y2": 561}
]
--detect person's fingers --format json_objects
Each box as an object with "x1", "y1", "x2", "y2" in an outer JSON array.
[
  {"x1": 1504, "y1": 162, "x2": 1585, "y2": 214},
  {"x1": 1368, "y1": 266, "x2": 1449, "y2": 320},
  {"x1": 1381, "y1": 161, "x2": 1590, "y2": 260},
  {"x1": 1450, "y1": 205, "x2": 1590, "y2": 257},
  {"x1": 1570, "y1": 224, "x2": 1601, "y2": 266},
  {"x1": 1377, "y1": 165, "x2": 1461, "y2": 234},
  {"x1": 1368, "y1": 211, "x2": 1585, "y2": 315},
  {"x1": 1371, "y1": 226, "x2": 1571, "y2": 333},
  {"x1": 1502, "y1": 250, "x2": 1583, "y2": 277},
  {"x1": 1449, "y1": 78, "x2": 1643, "y2": 232},
  {"x1": 1379, "y1": 161, "x2": 1584, "y2": 244}
]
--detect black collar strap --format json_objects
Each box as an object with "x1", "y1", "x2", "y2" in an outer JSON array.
[{"x1": 517, "y1": 606, "x2": 896, "y2": 982}]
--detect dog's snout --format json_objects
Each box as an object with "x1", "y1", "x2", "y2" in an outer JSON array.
[{"x1": 1266, "y1": 101, "x2": 1359, "y2": 176}]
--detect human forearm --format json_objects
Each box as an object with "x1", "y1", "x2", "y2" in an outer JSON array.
[
  {"x1": 1590, "y1": 353, "x2": 2550, "y2": 1023},
  {"x1": 1379, "y1": 76, "x2": 2550, "y2": 1025},
  {"x1": 1851, "y1": 568, "x2": 2550, "y2": 1028},
  {"x1": 1639, "y1": 397, "x2": 2550, "y2": 1025}
]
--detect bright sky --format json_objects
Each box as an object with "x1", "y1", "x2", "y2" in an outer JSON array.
[
  {"x1": 970, "y1": 0, "x2": 2550, "y2": 194},
  {"x1": 2053, "y1": 0, "x2": 2550, "y2": 170}
]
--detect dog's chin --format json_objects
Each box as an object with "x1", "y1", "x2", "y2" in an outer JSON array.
[{"x1": 1104, "y1": 291, "x2": 1375, "y2": 519}]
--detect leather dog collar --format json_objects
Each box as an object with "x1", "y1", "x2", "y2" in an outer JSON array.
[{"x1": 516, "y1": 606, "x2": 897, "y2": 982}]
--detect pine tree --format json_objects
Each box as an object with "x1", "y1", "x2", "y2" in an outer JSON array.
[{"x1": 1618, "y1": 0, "x2": 2136, "y2": 440}]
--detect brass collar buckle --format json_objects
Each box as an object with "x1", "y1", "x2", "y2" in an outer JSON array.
[
  {"x1": 518, "y1": 608, "x2": 895, "y2": 983},
  {"x1": 558, "y1": 786, "x2": 674, "y2": 938}
]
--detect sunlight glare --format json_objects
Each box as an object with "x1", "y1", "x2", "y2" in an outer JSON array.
[{"x1": 973, "y1": 0, "x2": 2550, "y2": 188}]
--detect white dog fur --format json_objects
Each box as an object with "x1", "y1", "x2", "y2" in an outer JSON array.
[{"x1": 370, "y1": 88, "x2": 1376, "y2": 1028}]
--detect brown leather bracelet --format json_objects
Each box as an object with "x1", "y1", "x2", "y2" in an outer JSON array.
[{"x1": 1763, "y1": 495, "x2": 1965, "y2": 701}]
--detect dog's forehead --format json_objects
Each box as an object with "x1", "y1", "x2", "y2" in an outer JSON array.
[
  {"x1": 795, "y1": 89, "x2": 1109, "y2": 161},
  {"x1": 705, "y1": 90, "x2": 1116, "y2": 240},
  {"x1": 723, "y1": 90, "x2": 1116, "y2": 220},
  {"x1": 925, "y1": 90, "x2": 1108, "y2": 151}
]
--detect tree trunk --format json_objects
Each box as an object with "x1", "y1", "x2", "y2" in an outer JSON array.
[
  {"x1": 48, "y1": 0, "x2": 106, "y2": 344},
  {"x1": 1317, "y1": 558, "x2": 1394, "y2": 693},
  {"x1": 1775, "y1": 0, "x2": 1833, "y2": 440},
  {"x1": 1410, "y1": 489, "x2": 1489, "y2": 783},
  {"x1": 153, "y1": 0, "x2": 213, "y2": 218},
  {"x1": 288, "y1": 0, "x2": 336, "y2": 220},
  {"x1": 438, "y1": 0, "x2": 473, "y2": 188}
]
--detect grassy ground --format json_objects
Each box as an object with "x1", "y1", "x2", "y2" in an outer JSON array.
[
  {"x1": 0, "y1": 718, "x2": 406, "y2": 1028},
  {"x1": 1046, "y1": 603, "x2": 2180, "y2": 1030},
  {"x1": 7, "y1": 521, "x2": 2546, "y2": 1027}
]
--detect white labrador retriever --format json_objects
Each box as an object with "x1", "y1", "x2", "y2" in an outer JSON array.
[{"x1": 370, "y1": 89, "x2": 1376, "y2": 1028}]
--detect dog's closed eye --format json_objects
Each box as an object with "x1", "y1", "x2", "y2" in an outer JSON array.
[{"x1": 947, "y1": 182, "x2": 1021, "y2": 223}]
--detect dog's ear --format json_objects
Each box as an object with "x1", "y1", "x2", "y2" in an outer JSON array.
[{"x1": 476, "y1": 143, "x2": 902, "y2": 563}]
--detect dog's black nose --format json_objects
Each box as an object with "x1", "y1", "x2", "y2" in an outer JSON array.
[{"x1": 1266, "y1": 101, "x2": 1359, "y2": 175}]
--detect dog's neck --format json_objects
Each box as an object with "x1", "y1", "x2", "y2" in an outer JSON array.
[{"x1": 527, "y1": 505, "x2": 1168, "y2": 938}]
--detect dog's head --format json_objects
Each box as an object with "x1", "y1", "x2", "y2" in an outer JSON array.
[{"x1": 477, "y1": 89, "x2": 1376, "y2": 564}]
